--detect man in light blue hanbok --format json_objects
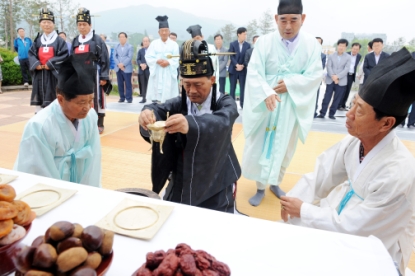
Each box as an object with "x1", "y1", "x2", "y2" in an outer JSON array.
[
  {"x1": 242, "y1": 0, "x2": 323, "y2": 206},
  {"x1": 14, "y1": 53, "x2": 102, "y2": 187},
  {"x1": 145, "y1": 15, "x2": 179, "y2": 103}
]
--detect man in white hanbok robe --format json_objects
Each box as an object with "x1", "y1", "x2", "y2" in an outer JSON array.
[
  {"x1": 146, "y1": 15, "x2": 179, "y2": 103},
  {"x1": 242, "y1": 0, "x2": 323, "y2": 205},
  {"x1": 281, "y1": 48, "x2": 415, "y2": 275},
  {"x1": 14, "y1": 53, "x2": 102, "y2": 188}
]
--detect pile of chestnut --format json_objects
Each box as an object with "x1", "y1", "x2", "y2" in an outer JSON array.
[{"x1": 15, "y1": 221, "x2": 114, "y2": 276}]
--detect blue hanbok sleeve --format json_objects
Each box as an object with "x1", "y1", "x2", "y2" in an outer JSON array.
[
  {"x1": 79, "y1": 112, "x2": 102, "y2": 188},
  {"x1": 14, "y1": 121, "x2": 60, "y2": 180}
]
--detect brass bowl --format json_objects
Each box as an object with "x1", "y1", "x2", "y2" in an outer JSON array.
[{"x1": 147, "y1": 121, "x2": 166, "y2": 154}]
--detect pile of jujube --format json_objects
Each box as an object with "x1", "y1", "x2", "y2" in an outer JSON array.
[{"x1": 134, "y1": 243, "x2": 231, "y2": 276}]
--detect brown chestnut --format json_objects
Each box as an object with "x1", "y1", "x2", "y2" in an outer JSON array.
[
  {"x1": 81, "y1": 226, "x2": 104, "y2": 252},
  {"x1": 32, "y1": 243, "x2": 57, "y2": 268},
  {"x1": 56, "y1": 247, "x2": 88, "y2": 273},
  {"x1": 84, "y1": 251, "x2": 102, "y2": 269},
  {"x1": 48, "y1": 221, "x2": 75, "y2": 241},
  {"x1": 70, "y1": 267, "x2": 97, "y2": 276},
  {"x1": 31, "y1": 235, "x2": 45, "y2": 247},
  {"x1": 98, "y1": 229, "x2": 114, "y2": 255},
  {"x1": 25, "y1": 270, "x2": 54, "y2": 276},
  {"x1": 57, "y1": 237, "x2": 82, "y2": 254},
  {"x1": 72, "y1": 223, "x2": 83, "y2": 238},
  {"x1": 15, "y1": 246, "x2": 36, "y2": 273}
]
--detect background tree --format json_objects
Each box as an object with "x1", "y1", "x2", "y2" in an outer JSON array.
[
  {"x1": 20, "y1": 0, "x2": 50, "y2": 39},
  {"x1": 50, "y1": 0, "x2": 79, "y2": 40},
  {"x1": 246, "y1": 19, "x2": 259, "y2": 43},
  {"x1": 406, "y1": 38, "x2": 415, "y2": 52},
  {"x1": 258, "y1": 9, "x2": 275, "y2": 35},
  {"x1": 0, "y1": 0, "x2": 23, "y2": 49},
  {"x1": 383, "y1": 37, "x2": 406, "y2": 53},
  {"x1": 220, "y1": 23, "x2": 236, "y2": 46}
]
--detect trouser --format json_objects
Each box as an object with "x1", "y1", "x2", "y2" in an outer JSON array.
[
  {"x1": 116, "y1": 70, "x2": 133, "y2": 102},
  {"x1": 256, "y1": 127, "x2": 299, "y2": 189},
  {"x1": 229, "y1": 71, "x2": 247, "y2": 108},
  {"x1": 319, "y1": 83, "x2": 346, "y2": 117},
  {"x1": 219, "y1": 77, "x2": 226, "y2": 94},
  {"x1": 19, "y1": 58, "x2": 31, "y2": 83},
  {"x1": 139, "y1": 70, "x2": 149, "y2": 100},
  {"x1": 408, "y1": 101, "x2": 415, "y2": 126},
  {"x1": 338, "y1": 74, "x2": 355, "y2": 109},
  {"x1": 314, "y1": 83, "x2": 322, "y2": 117}
]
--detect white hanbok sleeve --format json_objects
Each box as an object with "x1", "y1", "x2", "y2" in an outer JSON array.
[
  {"x1": 289, "y1": 136, "x2": 414, "y2": 243},
  {"x1": 145, "y1": 41, "x2": 158, "y2": 74},
  {"x1": 287, "y1": 137, "x2": 349, "y2": 204}
]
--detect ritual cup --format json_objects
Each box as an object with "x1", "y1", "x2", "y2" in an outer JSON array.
[{"x1": 147, "y1": 121, "x2": 167, "y2": 154}]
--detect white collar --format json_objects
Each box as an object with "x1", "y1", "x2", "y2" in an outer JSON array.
[
  {"x1": 78, "y1": 29, "x2": 94, "y2": 43},
  {"x1": 281, "y1": 33, "x2": 300, "y2": 55},
  {"x1": 40, "y1": 31, "x2": 58, "y2": 46},
  {"x1": 353, "y1": 130, "x2": 396, "y2": 182},
  {"x1": 186, "y1": 88, "x2": 221, "y2": 116}
]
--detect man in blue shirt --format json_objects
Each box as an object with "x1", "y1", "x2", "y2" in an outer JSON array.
[{"x1": 14, "y1": 28, "x2": 32, "y2": 87}]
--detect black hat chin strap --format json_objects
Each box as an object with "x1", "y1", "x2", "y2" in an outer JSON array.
[
  {"x1": 181, "y1": 85, "x2": 187, "y2": 115},
  {"x1": 211, "y1": 83, "x2": 217, "y2": 111}
]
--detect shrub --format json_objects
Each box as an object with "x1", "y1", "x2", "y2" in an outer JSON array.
[{"x1": 0, "y1": 47, "x2": 23, "y2": 85}]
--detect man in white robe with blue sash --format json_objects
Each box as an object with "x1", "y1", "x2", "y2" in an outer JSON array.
[
  {"x1": 14, "y1": 53, "x2": 102, "y2": 187},
  {"x1": 281, "y1": 48, "x2": 415, "y2": 275},
  {"x1": 242, "y1": 0, "x2": 323, "y2": 206}
]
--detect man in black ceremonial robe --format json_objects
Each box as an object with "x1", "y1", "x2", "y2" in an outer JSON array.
[
  {"x1": 72, "y1": 7, "x2": 110, "y2": 134},
  {"x1": 139, "y1": 39, "x2": 241, "y2": 213}
]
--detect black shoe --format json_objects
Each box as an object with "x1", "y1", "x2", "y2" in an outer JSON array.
[
  {"x1": 408, "y1": 124, "x2": 415, "y2": 129},
  {"x1": 139, "y1": 99, "x2": 146, "y2": 103},
  {"x1": 118, "y1": 99, "x2": 125, "y2": 103},
  {"x1": 316, "y1": 115, "x2": 324, "y2": 119},
  {"x1": 337, "y1": 107, "x2": 348, "y2": 111},
  {"x1": 329, "y1": 116, "x2": 336, "y2": 120},
  {"x1": 127, "y1": 100, "x2": 132, "y2": 103}
]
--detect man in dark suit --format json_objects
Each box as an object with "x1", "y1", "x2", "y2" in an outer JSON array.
[
  {"x1": 137, "y1": 36, "x2": 150, "y2": 103},
  {"x1": 402, "y1": 51, "x2": 415, "y2": 128},
  {"x1": 314, "y1": 37, "x2": 326, "y2": 117},
  {"x1": 338, "y1": 42, "x2": 362, "y2": 111},
  {"x1": 363, "y1": 38, "x2": 390, "y2": 84},
  {"x1": 228, "y1": 27, "x2": 250, "y2": 108},
  {"x1": 244, "y1": 35, "x2": 259, "y2": 68}
]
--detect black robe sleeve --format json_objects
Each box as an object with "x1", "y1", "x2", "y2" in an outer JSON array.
[
  {"x1": 140, "y1": 96, "x2": 183, "y2": 193},
  {"x1": 95, "y1": 35, "x2": 110, "y2": 80},
  {"x1": 28, "y1": 34, "x2": 41, "y2": 71},
  {"x1": 140, "y1": 94, "x2": 242, "y2": 206}
]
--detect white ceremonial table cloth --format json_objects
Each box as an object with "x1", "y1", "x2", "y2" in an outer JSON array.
[{"x1": 1, "y1": 168, "x2": 397, "y2": 276}]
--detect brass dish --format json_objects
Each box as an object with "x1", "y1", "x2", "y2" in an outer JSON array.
[{"x1": 147, "y1": 111, "x2": 169, "y2": 154}]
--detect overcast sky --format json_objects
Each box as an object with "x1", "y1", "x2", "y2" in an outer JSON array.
[{"x1": 89, "y1": 0, "x2": 415, "y2": 45}]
